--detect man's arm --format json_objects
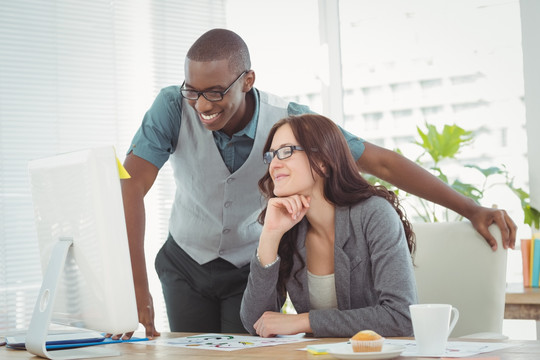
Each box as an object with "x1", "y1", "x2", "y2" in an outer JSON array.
[
  {"x1": 120, "y1": 153, "x2": 161, "y2": 339},
  {"x1": 357, "y1": 142, "x2": 517, "y2": 250}
]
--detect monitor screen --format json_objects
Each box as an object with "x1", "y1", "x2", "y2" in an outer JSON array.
[{"x1": 26, "y1": 146, "x2": 138, "y2": 358}]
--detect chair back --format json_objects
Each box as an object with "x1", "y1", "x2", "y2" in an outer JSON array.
[{"x1": 412, "y1": 221, "x2": 507, "y2": 337}]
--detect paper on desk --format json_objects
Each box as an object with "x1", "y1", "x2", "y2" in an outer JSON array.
[
  {"x1": 384, "y1": 339, "x2": 514, "y2": 357},
  {"x1": 138, "y1": 333, "x2": 316, "y2": 351},
  {"x1": 442, "y1": 358, "x2": 500, "y2": 360}
]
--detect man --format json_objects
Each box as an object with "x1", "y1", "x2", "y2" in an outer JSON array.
[{"x1": 121, "y1": 28, "x2": 516, "y2": 339}]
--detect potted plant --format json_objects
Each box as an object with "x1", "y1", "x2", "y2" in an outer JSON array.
[{"x1": 365, "y1": 122, "x2": 540, "y2": 230}]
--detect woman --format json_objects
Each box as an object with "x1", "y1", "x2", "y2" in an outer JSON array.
[{"x1": 240, "y1": 114, "x2": 417, "y2": 338}]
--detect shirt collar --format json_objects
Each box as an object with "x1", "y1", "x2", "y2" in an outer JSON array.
[{"x1": 217, "y1": 88, "x2": 259, "y2": 140}]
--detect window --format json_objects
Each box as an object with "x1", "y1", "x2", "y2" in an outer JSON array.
[
  {"x1": 421, "y1": 106, "x2": 444, "y2": 116},
  {"x1": 338, "y1": 0, "x2": 527, "y2": 235},
  {"x1": 500, "y1": 127, "x2": 508, "y2": 148},
  {"x1": 391, "y1": 82, "x2": 417, "y2": 103},
  {"x1": 420, "y1": 79, "x2": 443, "y2": 90},
  {"x1": 361, "y1": 86, "x2": 386, "y2": 105},
  {"x1": 421, "y1": 105, "x2": 445, "y2": 123},
  {"x1": 362, "y1": 112, "x2": 384, "y2": 131},
  {"x1": 451, "y1": 100, "x2": 489, "y2": 113},
  {"x1": 393, "y1": 135, "x2": 416, "y2": 148},
  {"x1": 0, "y1": 0, "x2": 226, "y2": 335},
  {"x1": 450, "y1": 73, "x2": 484, "y2": 85},
  {"x1": 420, "y1": 78, "x2": 444, "y2": 99},
  {"x1": 392, "y1": 109, "x2": 414, "y2": 119}
]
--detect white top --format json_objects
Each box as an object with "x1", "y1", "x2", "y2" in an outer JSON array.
[{"x1": 307, "y1": 271, "x2": 338, "y2": 310}]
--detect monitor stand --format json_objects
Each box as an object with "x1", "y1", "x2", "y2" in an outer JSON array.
[{"x1": 26, "y1": 238, "x2": 121, "y2": 359}]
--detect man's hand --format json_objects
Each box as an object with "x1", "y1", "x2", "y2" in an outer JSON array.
[
  {"x1": 136, "y1": 291, "x2": 161, "y2": 340},
  {"x1": 111, "y1": 291, "x2": 161, "y2": 340},
  {"x1": 468, "y1": 205, "x2": 517, "y2": 251}
]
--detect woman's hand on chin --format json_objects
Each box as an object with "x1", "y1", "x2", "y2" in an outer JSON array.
[{"x1": 263, "y1": 195, "x2": 311, "y2": 234}]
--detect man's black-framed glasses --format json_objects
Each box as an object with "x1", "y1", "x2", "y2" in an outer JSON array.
[
  {"x1": 263, "y1": 146, "x2": 305, "y2": 164},
  {"x1": 180, "y1": 71, "x2": 247, "y2": 102}
]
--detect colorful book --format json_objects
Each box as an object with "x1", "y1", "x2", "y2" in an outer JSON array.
[
  {"x1": 521, "y1": 239, "x2": 531, "y2": 287},
  {"x1": 531, "y1": 238, "x2": 536, "y2": 286},
  {"x1": 532, "y1": 238, "x2": 540, "y2": 288}
]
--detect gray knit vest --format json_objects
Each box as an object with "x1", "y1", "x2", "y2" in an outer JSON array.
[{"x1": 169, "y1": 91, "x2": 289, "y2": 267}]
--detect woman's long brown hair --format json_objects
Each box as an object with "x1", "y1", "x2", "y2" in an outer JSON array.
[{"x1": 258, "y1": 114, "x2": 415, "y2": 297}]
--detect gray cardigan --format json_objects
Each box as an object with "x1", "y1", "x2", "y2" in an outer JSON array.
[{"x1": 240, "y1": 196, "x2": 417, "y2": 337}]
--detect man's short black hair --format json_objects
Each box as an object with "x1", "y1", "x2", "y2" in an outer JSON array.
[{"x1": 187, "y1": 28, "x2": 251, "y2": 74}]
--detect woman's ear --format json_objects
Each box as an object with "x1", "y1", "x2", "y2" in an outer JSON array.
[{"x1": 319, "y1": 163, "x2": 330, "y2": 178}]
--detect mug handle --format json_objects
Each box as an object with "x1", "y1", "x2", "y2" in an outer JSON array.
[{"x1": 448, "y1": 307, "x2": 460, "y2": 336}]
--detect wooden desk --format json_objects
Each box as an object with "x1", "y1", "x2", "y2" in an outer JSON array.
[
  {"x1": 505, "y1": 283, "x2": 540, "y2": 339},
  {"x1": 2, "y1": 333, "x2": 540, "y2": 360}
]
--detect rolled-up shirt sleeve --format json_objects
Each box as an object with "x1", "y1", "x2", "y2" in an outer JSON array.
[
  {"x1": 127, "y1": 86, "x2": 182, "y2": 169},
  {"x1": 287, "y1": 102, "x2": 365, "y2": 162},
  {"x1": 339, "y1": 127, "x2": 365, "y2": 162}
]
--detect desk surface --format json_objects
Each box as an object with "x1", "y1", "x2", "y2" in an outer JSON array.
[
  {"x1": 505, "y1": 283, "x2": 540, "y2": 328},
  {"x1": 506, "y1": 283, "x2": 540, "y2": 305},
  {"x1": 2, "y1": 332, "x2": 540, "y2": 360}
]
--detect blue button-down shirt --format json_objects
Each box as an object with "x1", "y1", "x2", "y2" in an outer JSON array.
[{"x1": 128, "y1": 87, "x2": 365, "y2": 172}]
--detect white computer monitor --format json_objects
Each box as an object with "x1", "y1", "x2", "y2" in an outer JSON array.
[{"x1": 26, "y1": 146, "x2": 138, "y2": 359}]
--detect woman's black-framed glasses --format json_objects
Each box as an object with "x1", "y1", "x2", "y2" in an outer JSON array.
[
  {"x1": 180, "y1": 71, "x2": 247, "y2": 102},
  {"x1": 263, "y1": 146, "x2": 305, "y2": 164}
]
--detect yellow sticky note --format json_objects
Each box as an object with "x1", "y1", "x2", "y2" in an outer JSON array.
[
  {"x1": 306, "y1": 345, "x2": 329, "y2": 355},
  {"x1": 116, "y1": 156, "x2": 131, "y2": 179}
]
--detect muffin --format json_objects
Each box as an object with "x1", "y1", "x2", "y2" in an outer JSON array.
[{"x1": 350, "y1": 330, "x2": 385, "y2": 352}]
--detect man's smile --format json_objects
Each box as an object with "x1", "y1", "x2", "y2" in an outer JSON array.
[{"x1": 199, "y1": 112, "x2": 221, "y2": 125}]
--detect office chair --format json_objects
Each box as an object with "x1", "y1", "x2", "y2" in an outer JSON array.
[{"x1": 412, "y1": 221, "x2": 508, "y2": 339}]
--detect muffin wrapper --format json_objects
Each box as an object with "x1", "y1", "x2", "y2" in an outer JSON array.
[{"x1": 350, "y1": 337, "x2": 385, "y2": 352}]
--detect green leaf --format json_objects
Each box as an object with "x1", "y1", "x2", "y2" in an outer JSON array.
[
  {"x1": 431, "y1": 167, "x2": 448, "y2": 183},
  {"x1": 381, "y1": 120, "x2": 535, "y2": 228},
  {"x1": 465, "y1": 164, "x2": 506, "y2": 178},
  {"x1": 450, "y1": 179, "x2": 483, "y2": 203},
  {"x1": 363, "y1": 174, "x2": 399, "y2": 195},
  {"x1": 524, "y1": 205, "x2": 540, "y2": 229},
  {"x1": 415, "y1": 123, "x2": 473, "y2": 164},
  {"x1": 512, "y1": 187, "x2": 530, "y2": 202}
]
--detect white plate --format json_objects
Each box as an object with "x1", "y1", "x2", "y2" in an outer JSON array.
[{"x1": 327, "y1": 343, "x2": 406, "y2": 360}]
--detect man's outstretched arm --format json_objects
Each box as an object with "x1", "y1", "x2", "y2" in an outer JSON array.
[
  {"x1": 357, "y1": 142, "x2": 517, "y2": 250},
  {"x1": 120, "y1": 153, "x2": 161, "y2": 339}
]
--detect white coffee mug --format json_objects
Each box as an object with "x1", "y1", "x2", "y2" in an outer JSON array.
[{"x1": 409, "y1": 304, "x2": 459, "y2": 355}]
